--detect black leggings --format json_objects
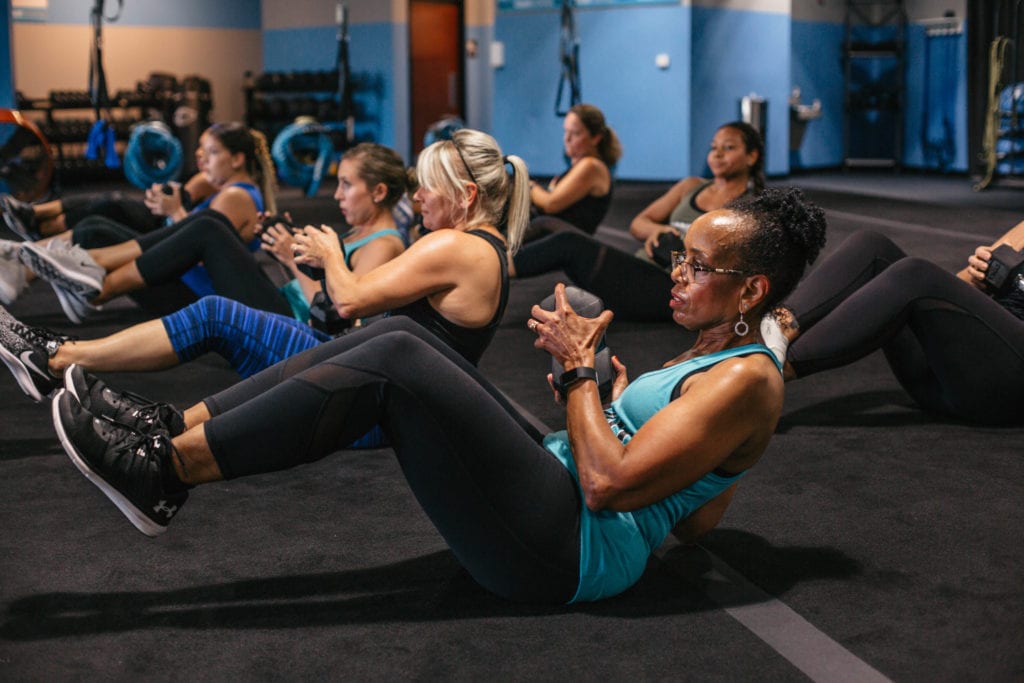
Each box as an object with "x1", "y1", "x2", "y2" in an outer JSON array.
[
  {"x1": 786, "y1": 230, "x2": 1024, "y2": 425},
  {"x1": 513, "y1": 230, "x2": 673, "y2": 322},
  {"x1": 63, "y1": 193, "x2": 163, "y2": 233},
  {"x1": 202, "y1": 317, "x2": 581, "y2": 603},
  {"x1": 133, "y1": 211, "x2": 292, "y2": 318}
]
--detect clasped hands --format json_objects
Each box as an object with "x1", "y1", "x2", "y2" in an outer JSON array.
[{"x1": 528, "y1": 283, "x2": 627, "y2": 403}]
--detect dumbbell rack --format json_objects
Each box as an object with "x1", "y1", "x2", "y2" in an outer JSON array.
[
  {"x1": 17, "y1": 89, "x2": 167, "y2": 190},
  {"x1": 243, "y1": 69, "x2": 342, "y2": 142}
]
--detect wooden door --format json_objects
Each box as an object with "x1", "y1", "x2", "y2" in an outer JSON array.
[{"x1": 410, "y1": 1, "x2": 464, "y2": 155}]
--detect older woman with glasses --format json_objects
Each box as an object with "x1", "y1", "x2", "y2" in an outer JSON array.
[{"x1": 53, "y1": 188, "x2": 825, "y2": 604}]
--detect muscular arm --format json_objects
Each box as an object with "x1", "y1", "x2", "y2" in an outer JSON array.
[
  {"x1": 629, "y1": 177, "x2": 704, "y2": 241},
  {"x1": 531, "y1": 158, "x2": 610, "y2": 214},
  {"x1": 565, "y1": 357, "x2": 780, "y2": 512}
]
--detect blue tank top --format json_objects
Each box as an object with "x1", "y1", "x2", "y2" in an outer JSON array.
[
  {"x1": 181, "y1": 182, "x2": 264, "y2": 296},
  {"x1": 543, "y1": 343, "x2": 782, "y2": 603}
]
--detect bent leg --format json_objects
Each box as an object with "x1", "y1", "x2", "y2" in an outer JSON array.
[
  {"x1": 163, "y1": 295, "x2": 329, "y2": 378},
  {"x1": 200, "y1": 328, "x2": 580, "y2": 602},
  {"x1": 134, "y1": 216, "x2": 291, "y2": 317},
  {"x1": 789, "y1": 257, "x2": 1024, "y2": 423},
  {"x1": 785, "y1": 229, "x2": 907, "y2": 331}
]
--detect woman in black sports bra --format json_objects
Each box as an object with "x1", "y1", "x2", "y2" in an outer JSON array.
[{"x1": 524, "y1": 103, "x2": 621, "y2": 241}]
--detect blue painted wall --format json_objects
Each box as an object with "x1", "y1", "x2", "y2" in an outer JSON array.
[
  {"x1": 690, "y1": 6, "x2": 790, "y2": 178},
  {"x1": 0, "y1": 1, "x2": 13, "y2": 108},
  {"x1": 495, "y1": 4, "x2": 691, "y2": 180},
  {"x1": 790, "y1": 19, "x2": 845, "y2": 169}
]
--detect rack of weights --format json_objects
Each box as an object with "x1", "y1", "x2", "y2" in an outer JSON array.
[
  {"x1": 243, "y1": 69, "x2": 343, "y2": 141},
  {"x1": 15, "y1": 72, "x2": 210, "y2": 189}
]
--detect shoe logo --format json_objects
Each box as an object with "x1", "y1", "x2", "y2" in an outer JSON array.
[
  {"x1": 19, "y1": 350, "x2": 49, "y2": 378},
  {"x1": 153, "y1": 500, "x2": 178, "y2": 519}
]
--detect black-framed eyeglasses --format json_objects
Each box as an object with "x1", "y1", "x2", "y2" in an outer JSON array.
[{"x1": 670, "y1": 250, "x2": 749, "y2": 280}]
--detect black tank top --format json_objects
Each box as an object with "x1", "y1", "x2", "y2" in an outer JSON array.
[
  {"x1": 551, "y1": 183, "x2": 613, "y2": 234},
  {"x1": 387, "y1": 229, "x2": 509, "y2": 365}
]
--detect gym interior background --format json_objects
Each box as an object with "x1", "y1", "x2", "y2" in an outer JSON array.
[{"x1": 4, "y1": 0, "x2": 1019, "y2": 184}]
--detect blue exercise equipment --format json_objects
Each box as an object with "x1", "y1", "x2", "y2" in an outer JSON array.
[
  {"x1": 271, "y1": 118, "x2": 338, "y2": 197},
  {"x1": 122, "y1": 121, "x2": 184, "y2": 189}
]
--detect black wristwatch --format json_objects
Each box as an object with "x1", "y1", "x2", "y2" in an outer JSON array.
[{"x1": 558, "y1": 366, "x2": 598, "y2": 391}]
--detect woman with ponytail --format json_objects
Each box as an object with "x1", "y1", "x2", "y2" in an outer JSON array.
[{"x1": 15, "y1": 123, "x2": 283, "y2": 320}]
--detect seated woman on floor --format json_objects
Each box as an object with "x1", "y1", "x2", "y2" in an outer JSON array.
[
  {"x1": 52, "y1": 187, "x2": 826, "y2": 605},
  {"x1": 0, "y1": 170, "x2": 217, "y2": 241},
  {"x1": 512, "y1": 121, "x2": 764, "y2": 322},
  {"x1": 1, "y1": 122, "x2": 277, "y2": 322},
  {"x1": 762, "y1": 219, "x2": 1024, "y2": 426},
  {"x1": 523, "y1": 103, "x2": 621, "y2": 241}
]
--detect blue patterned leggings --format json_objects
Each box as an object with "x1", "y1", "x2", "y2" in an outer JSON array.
[{"x1": 161, "y1": 295, "x2": 386, "y2": 447}]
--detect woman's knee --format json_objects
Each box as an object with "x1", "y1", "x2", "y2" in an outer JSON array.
[{"x1": 846, "y1": 229, "x2": 906, "y2": 262}]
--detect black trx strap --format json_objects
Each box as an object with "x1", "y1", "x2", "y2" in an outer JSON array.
[
  {"x1": 88, "y1": 0, "x2": 122, "y2": 118},
  {"x1": 555, "y1": 0, "x2": 581, "y2": 117},
  {"x1": 336, "y1": 2, "x2": 355, "y2": 144},
  {"x1": 86, "y1": 0, "x2": 123, "y2": 169}
]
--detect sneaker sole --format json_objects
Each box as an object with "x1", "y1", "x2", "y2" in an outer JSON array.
[
  {"x1": 19, "y1": 242, "x2": 103, "y2": 297},
  {"x1": 51, "y1": 282, "x2": 95, "y2": 325},
  {"x1": 52, "y1": 389, "x2": 166, "y2": 537},
  {"x1": 0, "y1": 340, "x2": 48, "y2": 401},
  {"x1": 2, "y1": 211, "x2": 33, "y2": 242}
]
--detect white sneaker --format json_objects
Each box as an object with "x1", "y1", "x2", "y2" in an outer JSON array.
[
  {"x1": 18, "y1": 240, "x2": 105, "y2": 324},
  {"x1": 0, "y1": 239, "x2": 28, "y2": 305}
]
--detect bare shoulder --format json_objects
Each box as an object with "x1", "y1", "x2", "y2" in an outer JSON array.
[{"x1": 708, "y1": 352, "x2": 784, "y2": 407}]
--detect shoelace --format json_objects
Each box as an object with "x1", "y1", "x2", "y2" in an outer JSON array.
[{"x1": 11, "y1": 320, "x2": 73, "y2": 353}]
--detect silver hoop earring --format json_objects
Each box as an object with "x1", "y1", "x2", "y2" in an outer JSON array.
[{"x1": 734, "y1": 310, "x2": 750, "y2": 337}]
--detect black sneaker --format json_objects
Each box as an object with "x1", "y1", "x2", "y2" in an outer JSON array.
[
  {"x1": 52, "y1": 388, "x2": 188, "y2": 536},
  {"x1": 63, "y1": 364, "x2": 186, "y2": 437},
  {"x1": 0, "y1": 304, "x2": 67, "y2": 400},
  {"x1": 0, "y1": 194, "x2": 39, "y2": 241}
]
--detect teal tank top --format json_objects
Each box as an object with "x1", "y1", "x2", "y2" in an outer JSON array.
[
  {"x1": 281, "y1": 227, "x2": 404, "y2": 322},
  {"x1": 543, "y1": 343, "x2": 782, "y2": 603}
]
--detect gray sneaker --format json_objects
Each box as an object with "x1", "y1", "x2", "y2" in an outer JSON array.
[
  {"x1": 0, "y1": 239, "x2": 27, "y2": 305},
  {"x1": 19, "y1": 240, "x2": 104, "y2": 323},
  {"x1": 0, "y1": 194, "x2": 39, "y2": 241}
]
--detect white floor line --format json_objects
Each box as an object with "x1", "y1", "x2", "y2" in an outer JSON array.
[
  {"x1": 499, "y1": 389, "x2": 891, "y2": 683},
  {"x1": 656, "y1": 539, "x2": 892, "y2": 683}
]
